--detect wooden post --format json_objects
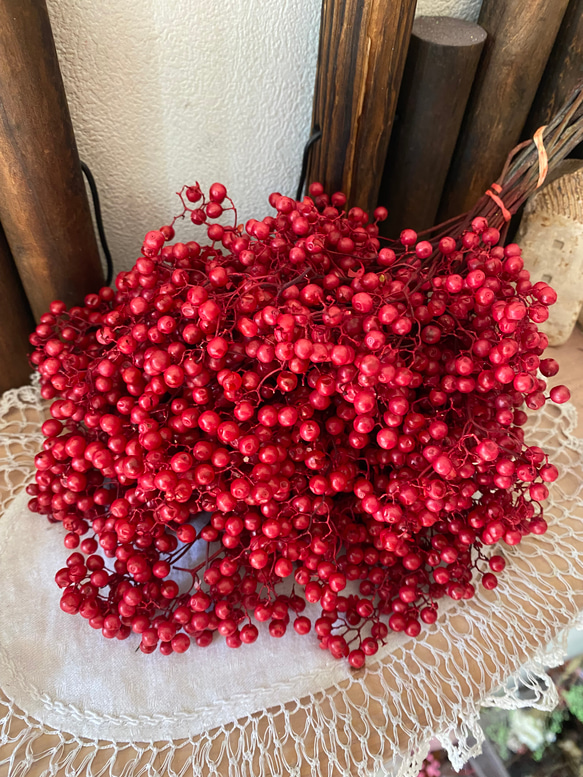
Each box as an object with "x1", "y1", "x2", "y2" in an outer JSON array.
[
  {"x1": 437, "y1": 0, "x2": 570, "y2": 222},
  {"x1": 0, "y1": 0, "x2": 104, "y2": 321},
  {"x1": 307, "y1": 0, "x2": 417, "y2": 217},
  {"x1": 0, "y1": 226, "x2": 35, "y2": 392},
  {"x1": 523, "y1": 0, "x2": 583, "y2": 140},
  {"x1": 378, "y1": 17, "x2": 486, "y2": 237}
]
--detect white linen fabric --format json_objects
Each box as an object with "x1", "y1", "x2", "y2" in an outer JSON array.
[{"x1": 0, "y1": 380, "x2": 582, "y2": 777}]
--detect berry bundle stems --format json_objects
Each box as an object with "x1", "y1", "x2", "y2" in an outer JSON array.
[
  {"x1": 24, "y1": 88, "x2": 581, "y2": 665},
  {"x1": 426, "y1": 81, "x2": 583, "y2": 241}
]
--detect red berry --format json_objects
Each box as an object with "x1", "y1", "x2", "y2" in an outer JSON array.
[
  {"x1": 209, "y1": 182, "x2": 227, "y2": 203},
  {"x1": 29, "y1": 179, "x2": 560, "y2": 664},
  {"x1": 550, "y1": 385, "x2": 570, "y2": 404}
]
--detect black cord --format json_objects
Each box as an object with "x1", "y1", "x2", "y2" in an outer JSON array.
[
  {"x1": 295, "y1": 126, "x2": 322, "y2": 201},
  {"x1": 81, "y1": 161, "x2": 113, "y2": 286},
  {"x1": 82, "y1": 131, "x2": 323, "y2": 286}
]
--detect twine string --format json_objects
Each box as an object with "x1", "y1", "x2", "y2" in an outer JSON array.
[
  {"x1": 485, "y1": 183, "x2": 512, "y2": 222},
  {"x1": 533, "y1": 125, "x2": 549, "y2": 188},
  {"x1": 483, "y1": 124, "x2": 549, "y2": 222}
]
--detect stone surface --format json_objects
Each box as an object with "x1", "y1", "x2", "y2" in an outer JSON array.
[{"x1": 517, "y1": 165, "x2": 583, "y2": 346}]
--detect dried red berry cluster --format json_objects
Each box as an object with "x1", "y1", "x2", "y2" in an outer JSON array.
[{"x1": 27, "y1": 181, "x2": 569, "y2": 667}]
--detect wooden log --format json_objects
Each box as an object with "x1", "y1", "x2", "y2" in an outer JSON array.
[
  {"x1": 378, "y1": 16, "x2": 486, "y2": 237},
  {"x1": 517, "y1": 161, "x2": 583, "y2": 346},
  {"x1": 306, "y1": 0, "x2": 417, "y2": 217},
  {"x1": 0, "y1": 0, "x2": 103, "y2": 322},
  {"x1": 523, "y1": 0, "x2": 583, "y2": 141},
  {"x1": 437, "y1": 0, "x2": 570, "y2": 222},
  {"x1": 0, "y1": 225, "x2": 35, "y2": 392}
]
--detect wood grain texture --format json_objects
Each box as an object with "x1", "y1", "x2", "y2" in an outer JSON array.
[
  {"x1": 379, "y1": 16, "x2": 486, "y2": 236},
  {"x1": 0, "y1": 0, "x2": 103, "y2": 322},
  {"x1": 523, "y1": 0, "x2": 583, "y2": 141},
  {"x1": 0, "y1": 225, "x2": 35, "y2": 392},
  {"x1": 307, "y1": 0, "x2": 417, "y2": 216},
  {"x1": 437, "y1": 0, "x2": 571, "y2": 222}
]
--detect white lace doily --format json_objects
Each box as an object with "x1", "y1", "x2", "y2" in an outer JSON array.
[{"x1": 1, "y1": 381, "x2": 582, "y2": 777}]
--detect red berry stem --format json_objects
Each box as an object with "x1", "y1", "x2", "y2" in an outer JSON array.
[{"x1": 27, "y1": 177, "x2": 569, "y2": 666}]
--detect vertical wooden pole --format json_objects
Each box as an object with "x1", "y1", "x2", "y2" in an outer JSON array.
[
  {"x1": 0, "y1": 0, "x2": 104, "y2": 321},
  {"x1": 0, "y1": 226, "x2": 35, "y2": 391},
  {"x1": 379, "y1": 17, "x2": 486, "y2": 236},
  {"x1": 523, "y1": 0, "x2": 583, "y2": 140},
  {"x1": 437, "y1": 0, "x2": 570, "y2": 222},
  {"x1": 307, "y1": 0, "x2": 418, "y2": 217}
]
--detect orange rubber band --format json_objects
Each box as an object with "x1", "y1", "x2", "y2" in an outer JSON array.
[
  {"x1": 485, "y1": 182, "x2": 512, "y2": 221},
  {"x1": 533, "y1": 125, "x2": 549, "y2": 188}
]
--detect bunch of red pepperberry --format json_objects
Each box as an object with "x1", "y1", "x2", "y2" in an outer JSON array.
[{"x1": 27, "y1": 181, "x2": 570, "y2": 668}]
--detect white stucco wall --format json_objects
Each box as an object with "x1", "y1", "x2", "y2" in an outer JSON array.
[
  {"x1": 46, "y1": 0, "x2": 482, "y2": 274},
  {"x1": 416, "y1": 0, "x2": 482, "y2": 20}
]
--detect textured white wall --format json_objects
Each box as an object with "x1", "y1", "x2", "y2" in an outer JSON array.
[
  {"x1": 416, "y1": 0, "x2": 482, "y2": 21},
  {"x1": 47, "y1": 0, "x2": 482, "y2": 274}
]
